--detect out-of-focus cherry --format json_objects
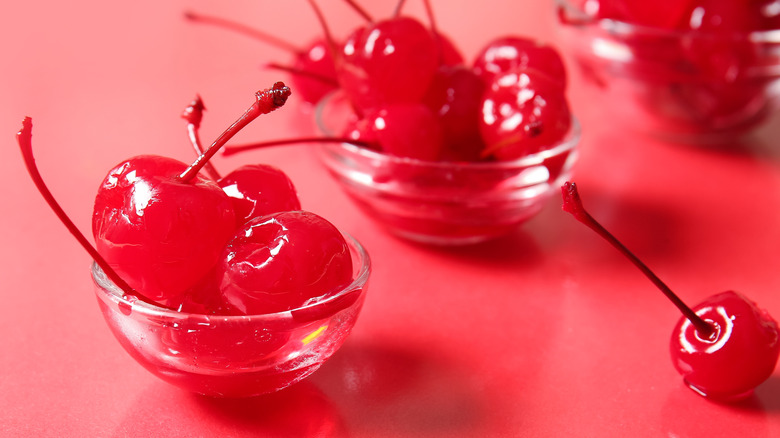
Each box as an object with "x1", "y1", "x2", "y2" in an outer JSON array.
[
  {"x1": 473, "y1": 36, "x2": 568, "y2": 89},
  {"x1": 479, "y1": 68, "x2": 572, "y2": 160}
]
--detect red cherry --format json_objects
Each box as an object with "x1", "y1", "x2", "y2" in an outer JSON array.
[
  {"x1": 479, "y1": 68, "x2": 572, "y2": 160},
  {"x1": 218, "y1": 211, "x2": 353, "y2": 315},
  {"x1": 363, "y1": 103, "x2": 445, "y2": 161},
  {"x1": 338, "y1": 16, "x2": 439, "y2": 110},
  {"x1": 672, "y1": 291, "x2": 780, "y2": 399},
  {"x1": 422, "y1": 65, "x2": 487, "y2": 161},
  {"x1": 562, "y1": 182, "x2": 780, "y2": 399},
  {"x1": 473, "y1": 36, "x2": 568, "y2": 89},
  {"x1": 596, "y1": 0, "x2": 693, "y2": 28},
  {"x1": 91, "y1": 83, "x2": 291, "y2": 305},
  {"x1": 218, "y1": 164, "x2": 302, "y2": 227},
  {"x1": 92, "y1": 155, "x2": 236, "y2": 305},
  {"x1": 268, "y1": 39, "x2": 339, "y2": 105}
]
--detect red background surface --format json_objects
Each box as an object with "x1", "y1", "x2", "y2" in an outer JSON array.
[{"x1": 2, "y1": 0, "x2": 780, "y2": 436}]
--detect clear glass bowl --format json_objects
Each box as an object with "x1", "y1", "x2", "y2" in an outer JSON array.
[
  {"x1": 93, "y1": 232, "x2": 370, "y2": 398},
  {"x1": 556, "y1": 0, "x2": 780, "y2": 142},
  {"x1": 315, "y1": 92, "x2": 581, "y2": 245}
]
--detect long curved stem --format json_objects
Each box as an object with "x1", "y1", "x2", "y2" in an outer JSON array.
[
  {"x1": 17, "y1": 118, "x2": 147, "y2": 303},
  {"x1": 561, "y1": 182, "x2": 715, "y2": 338},
  {"x1": 184, "y1": 10, "x2": 300, "y2": 53}
]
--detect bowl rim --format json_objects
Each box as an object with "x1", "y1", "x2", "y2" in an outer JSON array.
[
  {"x1": 92, "y1": 229, "x2": 371, "y2": 322},
  {"x1": 555, "y1": 0, "x2": 780, "y2": 43},
  {"x1": 315, "y1": 91, "x2": 582, "y2": 170}
]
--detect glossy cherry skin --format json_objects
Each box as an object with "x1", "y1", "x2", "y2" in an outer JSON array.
[
  {"x1": 434, "y1": 32, "x2": 465, "y2": 66},
  {"x1": 595, "y1": 0, "x2": 693, "y2": 28},
  {"x1": 422, "y1": 65, "x2": 487, "y2": 161},
  {"x1": 219, "y1": 210, "x2": 353, "y2": 315},
  {"x1": 218, "y1": 164, "x2": 301, "y2": 227},
  {"x1": 473, "y1": 36, "x2": 568, "y2": 89},
  {"x1": 479, "y1": 68, "x2": 572, "y2": 160},
  {"x1": 291, "y1": 39, "x2": 339, "y2": 104},
  {"x1": 92, "y1": 155, "x2": 236, "y2": 305},
  {"x1": 338, "y1": 17, "x2": 438, "y2": 111},
  {"x1": 671, "y1": 291, "x2": 780, "y2": 399},
  {"x1": 363, "y1": 103, "x2": 445, "y2": 161}
]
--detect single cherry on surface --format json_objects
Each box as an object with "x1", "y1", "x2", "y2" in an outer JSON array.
[{"x1": 561, "y1": 181, "x2": 780, "y2": 399}]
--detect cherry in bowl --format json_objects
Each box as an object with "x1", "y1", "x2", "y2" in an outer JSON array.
[
  {"x1": 556, "y1": 0, "x2": 780, "y2": 143},
  {"x1": 92, "y1": 231, "x2": 369, "y2": 397},
  {"x1": 316, "y1": 92, "x2": 581, "y2": 245}
]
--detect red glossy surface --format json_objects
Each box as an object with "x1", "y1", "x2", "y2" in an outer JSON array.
[{"x1": 3, "y1": 0, "x2": 780, "y2": 436}]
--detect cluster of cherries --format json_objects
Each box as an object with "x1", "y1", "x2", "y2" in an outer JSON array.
[
  {"x1": 19, "y1": 82, "x2": 354, "y2": 317},
  {"x1": 576, "y1": 0, "x2": 780, "y2": 30},
  {"x1": 186, "y1": 0, "x2": 572, "y2": 162},
  {"x1": 563, "y1": 0, "x2": 780, "y2": 133},
  {"x1": 562, "y1": 182, "x2": 780, "y2": 400}
]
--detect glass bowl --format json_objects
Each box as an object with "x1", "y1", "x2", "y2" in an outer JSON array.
[
  {"x1": 92, "y1": 232, "x2": 370, "y2": 398},
  {"x1": 315, "y1": 92, "x2": 581, "y2": 245},
  {"x1": 556, "y1": 0, "x2": 780, "y2": 142}
]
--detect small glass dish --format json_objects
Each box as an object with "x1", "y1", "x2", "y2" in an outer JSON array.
[
  {"x1": 315, "y1": 92, "x2": 581, "y2": 245},
  {"x1": 93, "y1": 232, "x2": 370, "y2": 398},
  {"x1": 555, "y1": 0, "x2": 780, "y2": 143}
]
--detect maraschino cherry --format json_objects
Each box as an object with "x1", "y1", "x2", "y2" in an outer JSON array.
[
  {"x1": 180, "y1": 96, "x2": 302, "y2": 227},
  {"x1": 562, "y1": 182, "x2": 779, "y2": 399},
  {"x1": 219, "y1": 210, "x2": 354, "y2": 315},
  {"x1": 480, "y1": 68, "x2": 572, "y2": 160}
]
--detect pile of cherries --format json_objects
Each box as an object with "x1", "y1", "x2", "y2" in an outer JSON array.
[
  {"x1": 561, "y1": 0, "x2": 780, "y2": 133},
  {"x1": 186, "y1": 0, "x2": 573, "y2": 162},
  {"x1": 19, "y1": 82, "x2": 355, "y2": 317}
]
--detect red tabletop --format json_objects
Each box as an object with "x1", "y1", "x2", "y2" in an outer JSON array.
[{"x1": 3, "y1": 1, "x2": 780, "y2": 436}]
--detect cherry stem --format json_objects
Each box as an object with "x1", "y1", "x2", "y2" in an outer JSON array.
[
  {"x1": 178, "y1": 82, "x2": 291, "y2": 183},
  {"x1": 392, "y1": 0, "x2": 408, "y2": 17},
  {"x1": 561, "y1": 182, "x2": 715, "y2": 338},
  {"x1": 342, "y1": 0, "x2": 373, "y2": 22},
  {"x1": 265, "y1": 62, "x2": 340, "y2": 87},
  {"x1": 222, "y1": 137, "x2": 374, "y2": 157},
  {"x1": 183, "y1": 10, "x2": 300, "y2": 53},
  {"x1": 421, "y1": 0, "x2": 446, "y2": 65},
  {"x1": 16, "y1": 117, "x2": 153, "y2": 304},
  {"x1": 306, "y1": 0, "x2": 340, "y2": 66},
  {"x1": 181, "y1": 95, "x2": 221, "y2": 180}
]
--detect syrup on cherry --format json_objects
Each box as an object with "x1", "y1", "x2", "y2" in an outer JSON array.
[{"x1": 562, "y1": 181, "x2": 779, "y2": 399}]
